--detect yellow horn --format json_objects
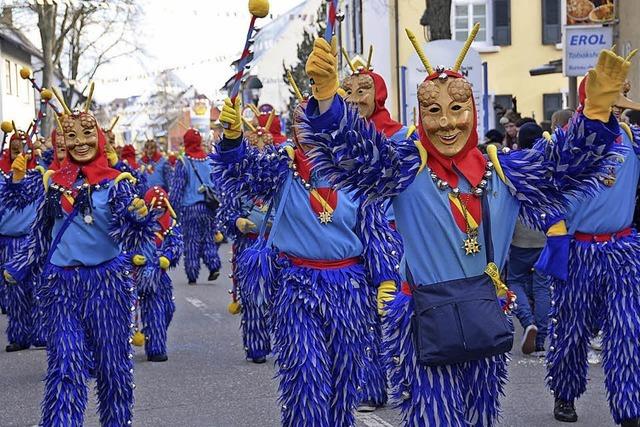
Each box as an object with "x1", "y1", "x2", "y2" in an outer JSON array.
[
  {"x1": 248, "y1": 104, "x2": 261, "y2": 117},
  {"x1": 84, "y1": 81, "x2": 95, "y2": 113},
  {"x1": 54, "y1": 113, "x2": 63, "y2": 131},
  {"x1": 626, "y1": 49, "x2": 638, "y2": 62},
  {"x1": 52, "y1": 87, "x2": 71, "y2": 115},
  {"x1": 405, "y1": 28, "x2": 434, "y2": 75},
  {"x1": 242, "y1": 117, "x2": 256, "y2": 132},
  {"x1": 453, "y1": 22, "x2": 480, "y2": 72},
  {"x1": 366, "y1": 45, "x2": 374, "y2": 70},
  {"x1": 265, "y1": 109, "x2": 276, "y2": 130},
  {"x1": 109, "y1": 115, "x2": 120, "y2": 132},
  {"x1": 341, "y1": 47, "x2": 356, "y2": 73},
  {"x1": 11, "y1": 120, "x2": 18, "y2": 134},
  {"x1": 287, "y1": 71, "x2": 303, "y2": 101}
]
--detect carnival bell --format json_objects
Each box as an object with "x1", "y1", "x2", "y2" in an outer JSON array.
[
  {"x1": 228, "y1": 301, "x2": 242, "y2": 315},
  {"x1": 132, "y1": 330, "x2": 145, "y2": 347}
]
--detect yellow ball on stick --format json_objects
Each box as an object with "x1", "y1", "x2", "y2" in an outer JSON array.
[
  {"x1": 1, "y1": 121, "x2": 13, "y2": 133},
  {"x1": 248, "y1": 0, "x2": 269, "y2": 18},
  {"x1": 19, "y1": 67, "x2": 32, "y2": 80}
]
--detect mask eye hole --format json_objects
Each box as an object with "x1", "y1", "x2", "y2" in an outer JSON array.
[
  {"x1": 346, "y1": 90, "x2": 352, "y2": 96},
  {"x1": 83, "y1": 129, "x2": 93, "y2": 136},
  {"x1": 67, "y1": 132, "x2": 77, "y2": 139},
  {"x1": 428, "y1": 106, "x2": 441, "y2": 114},
  {"x1": 451, "y1": 105, "x2": 462, "y2": 111},
  {"x1": 357, "y1": 89, "x2": 364, "y2": 95}
]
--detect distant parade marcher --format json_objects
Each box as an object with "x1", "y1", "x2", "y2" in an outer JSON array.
[
  {"x1": 132, "y1": 185, "x2": 183, "y2": 362},
  {"x1": 0, "y1": 125, "x2": 46, "y2": 352},
  {"x1": 140, "y1": 138, "x2": 173, "y2": 191},
  {"x1": 170, "y1": 128, "x2": 222, "y2": 284},
  {"x1": 301, "y1": 26, "x2": 625, "y2": 427},
  {"x1": 3, "y1": 89, "x2": 154, "y2": 426}
]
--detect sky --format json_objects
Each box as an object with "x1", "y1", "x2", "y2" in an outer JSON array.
[{"x1": 92, "y1": 0, "x2": 305, "y2": 103}]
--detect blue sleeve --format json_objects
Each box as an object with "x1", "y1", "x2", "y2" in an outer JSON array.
[
  {"x1": 1, "y1": 170, "x2": 44, "y2": 211},
  {"x1": 169, "y1": 160, "x2": 187, "y2": 215},
  {"x1": 161, "y1": 223, "x2": 184, "y2": 266},
  {"x1": 301, "y1": 95, "x2": 421, "y2": 202},
  {"x1": 162, "y1": 159, "x2": 174, "y2": 190},
  {"x1": 630, "y1": 124, "x2": 640, "y2": 159},
  {"x1": 109, "y1": 178, "x2": 156, "y2": 254}
]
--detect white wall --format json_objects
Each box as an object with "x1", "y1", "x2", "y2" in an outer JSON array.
[{"x1": 0, "y1": 44, "x2": 35, "y2": 130}]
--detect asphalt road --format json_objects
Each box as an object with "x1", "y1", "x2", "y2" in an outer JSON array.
[{"x1": 0, "y1": 243, "x2": 615, "y2": 426}]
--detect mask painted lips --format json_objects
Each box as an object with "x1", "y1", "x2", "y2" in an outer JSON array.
[
  {"x1": 437, "y1": 132, "x2": 461, "y2": 145},
  {"x1": 73, "y1": 145, "x2": 90, "y2": 154}
]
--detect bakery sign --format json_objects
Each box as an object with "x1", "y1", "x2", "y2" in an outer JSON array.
[{"x1": 566, "y1": 0, "x2": 616, "y2": 26}]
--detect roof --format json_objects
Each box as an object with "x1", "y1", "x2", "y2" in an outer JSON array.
[{"x1": 0, "y1": 22, "x2": 41, "y2": 58}]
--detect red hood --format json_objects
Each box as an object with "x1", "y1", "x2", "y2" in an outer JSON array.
[
  {"x1": 362, "y1": 70, "x2": 404, "y2": 138},
  {"x1": 257, "y1": 113, "x2": 287, "y2": 144},
  {"x1": 48, "y1": 130, "x2": 63, "y2": 171},
  {"x1": 0, "y1": 133, "x2": 38, "y2": 173},
  {"x1": 120, "y1": 145, "x2": 139, "y2": 169},
  {"x1": 183, "y1": 129, "x2": 207, "y2": 159},
  {"x1": 142, "y1": 151, "x2": 162, "y2": 163},
  {"x1": 144, "y1": 186, "x2": 173, "y2": 246},
  {"x1": 417, "y1": 70, "x2": 485, "y2": 189},
  {"x1": 52, "y1": 120, "x2": 120, "y2": 188}
]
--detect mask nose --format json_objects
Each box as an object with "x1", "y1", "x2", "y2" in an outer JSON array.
[{"x1": 439, "y1": 116, "x2": 451, "y2": 128}]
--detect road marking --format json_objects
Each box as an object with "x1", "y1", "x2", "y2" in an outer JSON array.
[
  {"x1": 184, "y1": 297, "x2": 222, "y2": 322},
  {"x1": 355, "y1": 413, "x2": 395, "y2": 427}
]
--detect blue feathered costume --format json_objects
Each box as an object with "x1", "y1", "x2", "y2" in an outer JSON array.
[
  {"x1": 300, "y1": 63, "x2": 622, "y2": 426},
  {"x1": 170, "y1": 129, "x2": 221, "y2": 284},
  {"x1": 211, "y1": 108, "x2": 398, "y2": 426},
  {"x1": 4, "y1": 114, "x2": 155, "y2": 427},
  {"x1": 133, "y1": 186, "x2": 183, "y2": 362}
]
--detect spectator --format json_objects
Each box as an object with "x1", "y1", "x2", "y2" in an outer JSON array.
[
  {"x1": 623, "y1": 109, "x2": 640, "y2": 126},
  {"x1": 507, "y1": 122, "x2": 551, "y2": 356},
  {"x1": 500, "y1": 116, "x2": 518, "y2": 149},
  {"x1": 551, "y1": 109, "x2": 575, "y2": 131},
  {"x1": 479, "y1": 129, "x2": 504, "y2": 154}
]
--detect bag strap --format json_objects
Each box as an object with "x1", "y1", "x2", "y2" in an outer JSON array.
[
  {"x1": 44, "y1": 204, "x2": 81, "y2": 266},
  {"x1": 186, "y1": 157, "x2": 206, "y2": 187},
  {"x1": 481, "y1": 194, "x2": 494, "y2": 264}
]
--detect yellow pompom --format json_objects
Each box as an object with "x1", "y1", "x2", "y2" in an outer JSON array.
[
  {"x1": 19, "y1": 67, "x2": 31, "y2": 80},
  {"x1": 228, "y1": 301, "x2": 242, "y2": 315},
  {"x1": 132, "y1": 330, "x2": 145, "y2": 347},
  {"x1": 249, "y1": 0, "x2": 269, "y2": 18},
  {"x1": 1, "y1": 121, "x2": 13, "y2": 133},
  {"x1": 41, "y1": 89, "x2": 53, "y2": 101}
]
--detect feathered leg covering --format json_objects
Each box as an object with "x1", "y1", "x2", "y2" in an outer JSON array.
[
  {"x1": 383, "y1": 292, "x2": 508, "y2": 427},
  {"x1": 39, "y1": 255, "x2": 135, "y2": 427},
  {"x1": 139, "y1": 268, "x2": 175, "y2": 358},
  {"x1": 182, "y1": 203, "x2": 220, "y2": 282},
  {"x1": 359, "y1": 281, "x2": 388, "y2": 406},
  {"x1": 270, "y1": 263, "x2": 370, "y2": 427},
  {"x1": 547, "y1": 235, "x2": 640, "y2": 424}
]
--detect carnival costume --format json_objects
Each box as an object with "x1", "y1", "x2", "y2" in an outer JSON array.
[
  {"x1": 541, "y1": 52, "x2": 640, "y2": 426},
  {"x1": 0, "y1": 126, "x2": 46, "y2": 351},
  {"x1": 170, "y1": 129, "x2": 221, "y2": 284},
  {"x1": 3, "y1": 90, "x2": 154, "y2": 426},
  {"x1": 301, "y1": 29, "x2": 625, "y2": 427},
  {"x1": 132, "y1": 186, "x2": 183, "y2": 362},
  {"x1": 140, "y1": 139, "x2": 173, "y2": 191}
]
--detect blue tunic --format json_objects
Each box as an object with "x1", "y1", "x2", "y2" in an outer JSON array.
[
  {"x1": 180, "y1": 157, "x2": 214, "y2": 207},
  {"x1": 566, "y1": 132, "x2": 640, "y2": 234},
  {"x1": 386, "y1": 126, "x2": 414, "y2": 224},
  {"x1": 0, "y1": 204, "x2": 37, "y2": 237},
  {"x1": 49, "y1": 180, "x2": 121, "y2": 267},
  {"x1": 141, "y1": 157, "x2": 169, "y2": 189}
]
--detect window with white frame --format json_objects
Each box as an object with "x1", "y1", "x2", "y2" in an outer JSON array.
[{"x1": 452, "y1": 0, "x2": 489, "y2": 44}]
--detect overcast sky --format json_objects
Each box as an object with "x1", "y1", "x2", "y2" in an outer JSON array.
[{"x1": 93, "y1": 0, "x2": 304, "y2": 102}]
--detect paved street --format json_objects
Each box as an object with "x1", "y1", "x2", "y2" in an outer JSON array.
[{"x1": 0, "y1": 243, "x2": 615, "y2": 426}]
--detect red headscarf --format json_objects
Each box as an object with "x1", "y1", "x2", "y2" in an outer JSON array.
[
  {"x1": 0, "y1": 133, "x2": 38, "y2": 173},
  {"x1": 183, "y1": 129, "x2": 207, "y2": 159},
  {"x1": 257, "y1": 113, "x2": 287, "y2": 144},
  {"x1": 142, "y1": 151, "x2": 162, "y2": 163},
  {"x1": 144, "y1": 186, "x2": 174, "y2": 246},
  {"x1": 49, "y1": 130, "x2": 63, "y2": 171},
  {"x1": 52, "y1": 117, "x2": 120, "y2": 188},
  {"x1": 361, "y1": 71, "x2": 403, "y2": 138},
  {"x1": 417, "y1": 70, "x2": 486, "y2": 189},
  {"x1": 120, "y1": 144, "x2": 139, "y2": 169},
  {"x1": 168, "y1": 153, "x2": 177, "y2": 167}
]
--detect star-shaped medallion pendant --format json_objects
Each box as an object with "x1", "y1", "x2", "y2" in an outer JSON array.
[
  {"x1": 463, "y1": 236, "x2": 481, "y2": 256},
  {"x1": 318, "y1": 211, "x2": 333, "y2": 224}
]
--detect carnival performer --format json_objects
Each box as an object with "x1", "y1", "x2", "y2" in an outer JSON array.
[
  {"x1": 541, "y1": 54, "x2": 640, "y2": 426},
  {"x1": 3, "y1": 89, "x2": 154, "y2": 426},
  {"x1": 140, "y1": 138, "x2": 173, "y2": 191},
  {"x1": 132, "y1": 185, "x2": 183, "y2": 362},
  {"x1": 0, "y1": 125, "x2": 46, "y2": 352},
  {"x1": 213, "y1": 91, "x2": 398, "y2": 426},
  {"x1": 48, "y1": 128, "x2": 66, "y2": 171},
  {"x1": 170, "y1": 128, "x2": 222, "y2": 284},
  {"x1": 255, "y1": 106, "x2": 287, "y2": 145},
  {"x1": 300, "y1": 29, "x2": 626, "y2": 426}
]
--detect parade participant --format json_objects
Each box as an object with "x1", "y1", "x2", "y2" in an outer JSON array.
[
  {"x1": 255, "y1": 107, "x2": 287, "y2": 145},
  {"x1": 140, "y1": 138, "x2": 173, "y2": 190},
  {"x1": 214, "y1": 90, "x2": 398, "y2": 426},
  {"x1": 132, "y1": 186, "x2": 183, "y2": 362},
  {"x1": 3, "y1": 87, "x2": 154, "y2": 426},
  {"x1": 300, "y1": 27, "x2": 626, "y2": 426},
  {"x1": 0, "y1": 124, "x2": 45, "y2": 352},
  {"x1": 48, "y1": 127, "x2": 66, "y2": 171},
  {"x1": 120, "y1": 144, "x2": 140, "y2": 171},
  {"x1": 542, "y1": 54, "x2": 640, "y2": 426},
  {"x1": 170, "y1": 128, "x2": 222, "y2": 284}
]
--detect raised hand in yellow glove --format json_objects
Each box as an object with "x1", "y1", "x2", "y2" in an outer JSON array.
[
  {"x1": 377, "y1": 280, "x2": 397, "y2": 316},
  {"x1": 3, "y1": 270, "x2": 16, "y2": 285},
  {"x1": 584, "y1": 48, "x2": 636, "y2": 122},
  {"x1": 11, "y1": 153, "x2": 27, "y2": 182},
  {"x1": 132, "y1": 255, "x2": 146, "y2": 266},
  {"x1": 215, "y1": 231, "x2": 224, "y2": 243},
  {"x1": 159, "y1": 256, "x2": 170, "y2": 270},
  {"x1": 105, "y1": 142, "x2": 118, "y2": 167},
  {"x1": 219, "y1": 97, "x2": 242, "y2": 140},
  {"x1": 236, "y1": 217, "x2": 257, "y2": 234},
  {"x1": 305, "y1": 37, "x2": 339, "y2": 101},
  {"x1": 128, "y1": 197, "x2": 148, "y2": 217}
]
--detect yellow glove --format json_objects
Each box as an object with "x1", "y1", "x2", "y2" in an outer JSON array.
[
  {"x1": 584, "y1": 49, "x2": 633, "y2": 122},
  {"x1": 305, "y1": 37, "x2": 339, "y2": 101},
  {"x1": 106, "y1": 150, "x2": 118, "y2": 167},
  {"x1": 236, "y1": 218, "x2": 257, "y2": 234},
  {"x1": 132, "y1": 255, "x2": 146, "y2": 266},
  {"x1": 128, "y1": 197, "x2": 148, "y2": 217},
  {"x1": 159, "y1": 256, "x2": 170, "y2": 270},
  {"x1": 220, "y1": 97, "x2": 242, "y2": 140},
  {"x1": 3, "y1": 270, "x2": 16, "y2": 285},
  {"x1": 215, "y1": 231, "x2": 224, "y2": 243},
  {"x1": 11, "y1": 154, "x2": 27, "y2": 182},
  {"x1": 377, "y1": 280, "x2": 397, "y2": 315}
]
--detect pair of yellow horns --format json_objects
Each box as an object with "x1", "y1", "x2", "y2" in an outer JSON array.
[
  {"x1": 52, "y1": 82, "x2": 95, "y2": 116},
  {"x1": 406, "y1": 22, "x2": 480, "y2": 75},
  {"x1": 342, "y1": 45, "x2": 374, "y2": 74}
]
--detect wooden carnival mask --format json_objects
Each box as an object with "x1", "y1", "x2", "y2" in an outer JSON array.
[{"x1": 342, "y1": 73, "x2": 376, "y2": 119}]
